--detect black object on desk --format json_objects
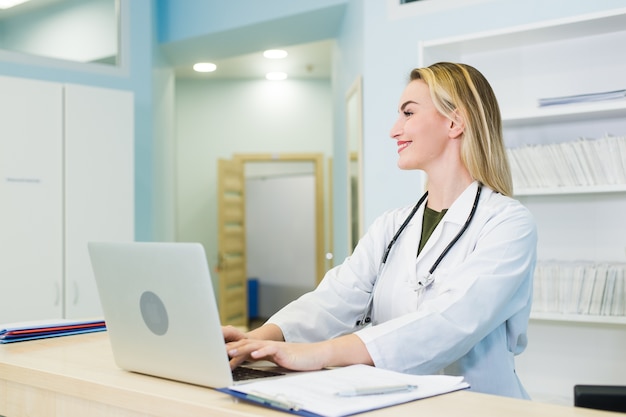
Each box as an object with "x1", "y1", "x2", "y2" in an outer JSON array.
[{"x1": 574, "y1": 385, "x2": 626, "y2": 413}]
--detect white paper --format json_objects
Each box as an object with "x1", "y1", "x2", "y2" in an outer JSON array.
[{"x1": 226, "y1": 364, "x2": 469, "y2": 417}]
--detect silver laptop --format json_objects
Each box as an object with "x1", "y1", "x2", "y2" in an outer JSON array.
[{"x1": 88, "y1": 241, "x2": 285, "y2": 388}]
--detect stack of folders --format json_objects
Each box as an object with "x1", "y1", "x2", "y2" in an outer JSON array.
[
  {"x1": 532, "y1": 262, "x2": 626, "y2": 317},
  {"x1": 0, "y1": 318, "x2": 106, "y2": 344},
  {"x1": 218, "y1": 364, "x2": 469, "y2": 417},
  {"x1": 507, "y1": 135, "x2": 626, "y2": 190}
]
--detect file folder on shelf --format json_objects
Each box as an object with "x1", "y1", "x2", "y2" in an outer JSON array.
[
  {"x1": 538, "y1": 89, "x2": 626, "y2": 107},
  {"x1": 0, "y1": 318, "x2": 106, "y2": 343},
  {"x1": 218, "y1": 364, "x2": 469, "y2": 417}
]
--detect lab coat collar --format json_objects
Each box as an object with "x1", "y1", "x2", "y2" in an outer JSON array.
[
  {"x1": 416, "y1": 181, "x2": 484, "y2": 260},
  {"x1": 442, "y1": 181, "x2": 482, "y2": 226}
]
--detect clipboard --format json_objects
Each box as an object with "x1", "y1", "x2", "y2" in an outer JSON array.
[{"x1": 218, "y1": 364, "x2": 469, "y2": 417}]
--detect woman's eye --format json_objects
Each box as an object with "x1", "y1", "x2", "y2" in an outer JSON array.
[{"x1": 403, "y1": 111, "x2": 413, "y2": 117}]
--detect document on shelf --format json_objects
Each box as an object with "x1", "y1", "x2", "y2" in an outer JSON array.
[
  {"x1": 218, "y1": 364, "x2": 469, "y2": 417},
  {"x1": 0, "y1": 318, "x2": 106, "y2": 344},
  {"x1": 537, "y1": 89, "x2": 626, "y2": 107}
]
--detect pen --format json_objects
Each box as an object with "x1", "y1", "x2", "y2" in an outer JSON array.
[
  {"x1": 244, "y1": 391, "x2": 301, "y2": 411},
  {"x1": 335, "y1": 384, "x2": 418, "y2": 397}
]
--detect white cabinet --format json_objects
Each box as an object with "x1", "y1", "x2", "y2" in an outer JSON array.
[
  {"x1": 419, "y1": 8, "x2": 626, "y2": 323},
  {"x1": 0, "y1": 76, "x2": 134, "y2": 322}
]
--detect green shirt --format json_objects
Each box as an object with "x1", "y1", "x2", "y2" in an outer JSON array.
[{"x1": 418, "y1": 206, "x2": 448, "y2": 256}]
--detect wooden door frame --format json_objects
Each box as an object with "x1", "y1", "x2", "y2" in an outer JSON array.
[
  {"x1": 234, "y1": 153, "x2": 326, "y2": 283},
  {"x1": 217, "y1": 157, "x2": 247, "y2": 326}
]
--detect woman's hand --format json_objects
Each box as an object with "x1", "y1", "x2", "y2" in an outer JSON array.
[
  {"x1": 222, "y1": 325, "x2": 250, "y2": 368},
  {"x1": 222, "y1": 325, "x2": 247, "y2": 343},
  {"x1": 226, "y1": 333, "x2": 373, "y2": 371},
  {"x1": 226, "y1": 339, "x2": 327, "y2": 371},
  {"x1": 222, "y1": 323, "x2": 285, "y2": 369}
]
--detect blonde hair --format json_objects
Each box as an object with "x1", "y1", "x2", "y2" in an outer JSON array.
[{"x1": 410, "y1": 62, "x2": 513, "y2": 196}]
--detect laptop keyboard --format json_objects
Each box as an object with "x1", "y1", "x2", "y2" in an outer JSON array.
[{"x1": 232, "y1": 366, "x2": 286, "y2": 381}]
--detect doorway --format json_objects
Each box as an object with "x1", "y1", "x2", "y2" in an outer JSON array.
[{"x1": 217, "y1": 153, "x2": 328, "y2": 324}]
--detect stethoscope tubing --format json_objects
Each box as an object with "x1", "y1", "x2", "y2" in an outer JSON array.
[{"x1": 356, "y1": 183, "x2": 483, "y2": 327}]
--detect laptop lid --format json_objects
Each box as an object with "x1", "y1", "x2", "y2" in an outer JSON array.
[{"x1": 88, "y1": 241, "x2": 236, "y2": 388}]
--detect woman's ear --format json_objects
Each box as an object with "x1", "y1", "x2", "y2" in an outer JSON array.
[{"x1": 448, "y1": 111, "x2": 465, "y2": 139}]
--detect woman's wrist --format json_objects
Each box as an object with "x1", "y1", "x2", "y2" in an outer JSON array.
[
  {"x1": 321, "y1": 334, "x2": 374, "y2": 368},
  {"x1": 246, "y1": 323, "x2": 285, "y2": 341}
]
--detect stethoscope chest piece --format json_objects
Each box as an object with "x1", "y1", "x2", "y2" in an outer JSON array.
[{"x1": 413, "y1": 272, "x2": 435, "y2": 292}]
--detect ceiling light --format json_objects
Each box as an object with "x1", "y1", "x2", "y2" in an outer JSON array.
[
  {"x1": 0, "y1": 0, "x2": 30, "y2": 9},
  {"x1": 266, "y1": 72, "x2": 288, "y2": 81},
  {"x1": 263, "y1": 49, "x2": 288, "y2": 59},
  {"x1": 193, "y1": 62, "x2": 217, "y2": 73}
]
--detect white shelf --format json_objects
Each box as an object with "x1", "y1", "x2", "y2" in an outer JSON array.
[
  {"x1": 503, "y1": 100, "x2": 626, "y2": 128},
  {"x1": 421, "y1": 8, "x2": 626, "y2": 327},
  {"x1": 420, "y1": 9, "x2": 626, "y2": 133},
  {"x1": 419, "y1": 7, "x2": 626, "y2": 65},
  {"x1": 515, "y1": 184, "x2": 626, "y2": 196},
  {"x1": 530, "y1": 312, "x2": 626, "y2": 325}
]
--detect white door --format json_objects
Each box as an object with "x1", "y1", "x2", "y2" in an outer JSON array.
[
  {"x1": 0, "y1": 76, "x2": 64, "y2": 322},
  {"x1": 245, "y1": 171, "x2": 317, "y2": 318},
  {"x1": 64, "y1": 84, "x2": 134, "y2": 319}
]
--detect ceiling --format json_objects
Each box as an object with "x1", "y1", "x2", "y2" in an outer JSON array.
[
  {"x1": 173, "y1": 39, "x2": 333, "y2": 80},
  {"x1": 1, "y1": 0, "x2": 337, "y2": 81},
  {"x1": 159, "y1": 3, "x2": 345, "y2": 81},
  {"x1": 0, "y1": 0, "x2": 62, "y2": 18}
]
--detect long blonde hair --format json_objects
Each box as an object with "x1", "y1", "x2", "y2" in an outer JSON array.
[{"x1": 410, "y1": 62, "x2": 512, "y2": 196}]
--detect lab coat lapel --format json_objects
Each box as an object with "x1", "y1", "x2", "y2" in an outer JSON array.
[{"x1": 397, "y1": 201, "x2": 426, "y2": 264}]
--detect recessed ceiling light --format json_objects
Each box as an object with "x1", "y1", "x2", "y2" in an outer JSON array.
[
  {"x1": 266, "y1": 72, "x2": 288, "y2": 81},
  {"x1": 0, "y1": 0, "x2": 30, "y2": 9},
  {"x1": 263, "y1": 49, "x2": 288, "y2": 59},
  {"x1": 193, "y1": 62, "x2": 217, "y2": 73}
]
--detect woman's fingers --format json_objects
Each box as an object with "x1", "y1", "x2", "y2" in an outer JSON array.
[{"x1": 222, "y1": 325, "x2": 246, "y2": 342}]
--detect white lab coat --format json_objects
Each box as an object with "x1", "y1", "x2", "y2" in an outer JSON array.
[{"x1": 267, "y1": 181, "x2": 537, "y2": 399}]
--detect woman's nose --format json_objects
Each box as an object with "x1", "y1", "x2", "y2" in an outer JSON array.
[{"x1": 389, "y1": 118, "x2": 402, "y2": 139}]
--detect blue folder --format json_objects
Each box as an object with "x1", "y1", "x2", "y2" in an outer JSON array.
[{"x1": 0, "y1": 319, "x2": 106, "y2": 343}]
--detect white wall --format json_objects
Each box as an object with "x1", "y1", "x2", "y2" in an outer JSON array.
[
  {"x1": 516, "y1": 320, "x2": 626, "y2": 405},
  {"x1": 152, "y1": 66, "x2": 177, "y2": 242},
  {"x1": 174, "y1": 78, "x2": 333, "y2": 271}
]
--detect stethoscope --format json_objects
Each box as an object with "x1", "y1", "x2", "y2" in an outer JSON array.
[{"x1": 356, "y1": 183, "x2": 483, "y2": 327}]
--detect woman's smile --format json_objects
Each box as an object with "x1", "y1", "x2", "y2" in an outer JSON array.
[{"x1": 397, "y1": 140, "x2": 412, "y2": 153}]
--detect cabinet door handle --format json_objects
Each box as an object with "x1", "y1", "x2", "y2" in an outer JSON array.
[
  {"x1": 54, "y1": 281, "x2": 60, "y2": 306},
  {"x1": 73, "y1": 281, "x2": 79, "y2": 305}
]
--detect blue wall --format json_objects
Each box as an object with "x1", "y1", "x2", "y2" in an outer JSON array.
[
  {"x1": 157, "y1": 0, "x2": 347, "y2": 43},
  {"x1": 3, "y1": 0, "x2": 625, "y2": 252},
  {"x1": 331, "y1": 0, "x2": 364, "y2": 261}
]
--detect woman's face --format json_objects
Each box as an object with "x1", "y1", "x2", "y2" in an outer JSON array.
[{"x1": 389, "y1": 79, "x2": 452, "y2": 171}]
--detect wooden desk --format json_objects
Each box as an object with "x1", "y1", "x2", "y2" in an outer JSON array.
[{"x1": 0, "y1": 332, "x2": 620, "y2": 417}]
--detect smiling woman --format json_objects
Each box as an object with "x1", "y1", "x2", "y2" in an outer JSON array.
[{"x1": 0, "y1": 0, "x2": 119, "y2": 65}]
